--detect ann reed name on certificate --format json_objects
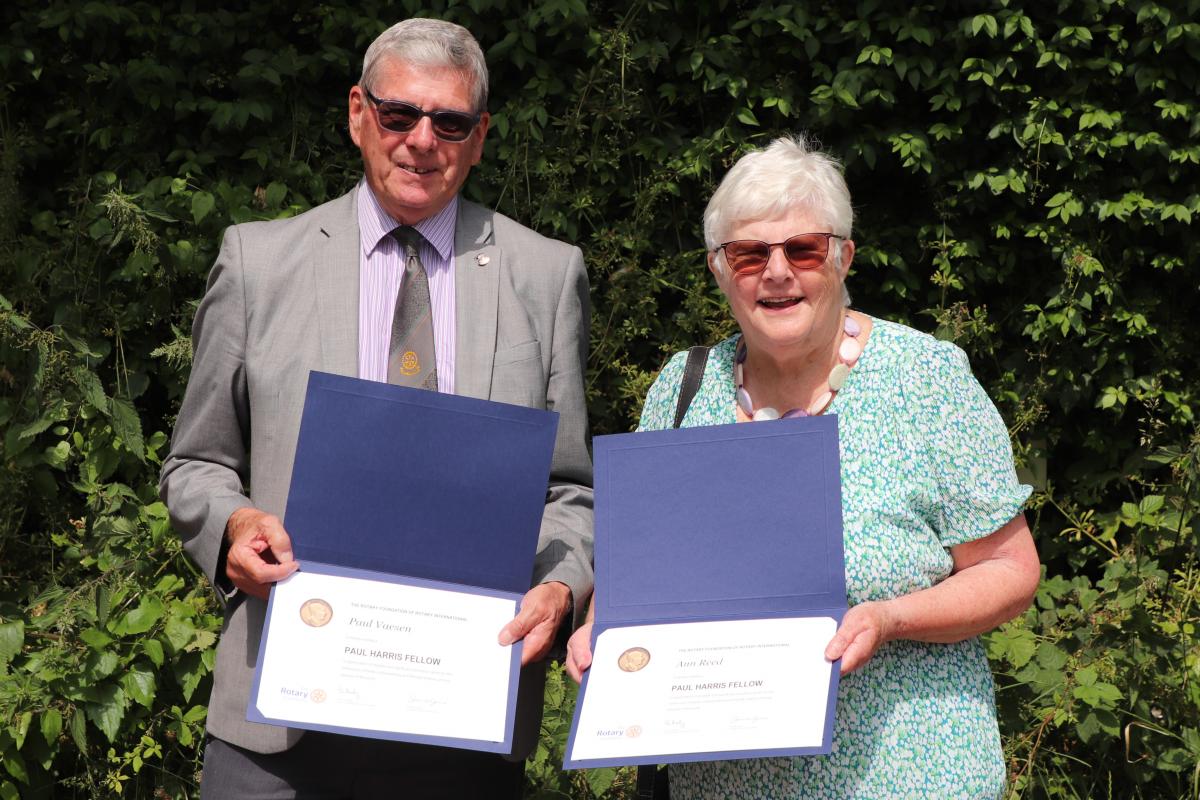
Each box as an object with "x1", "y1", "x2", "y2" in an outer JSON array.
[{"x1": 569, "y1": 616, "x2": 837, "y2": 764}]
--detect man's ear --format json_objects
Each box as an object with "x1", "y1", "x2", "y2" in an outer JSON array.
[
  {"x1": 348, "y1": 86, "x2": 365, "y2": 147},
  {"x1": 467, "y1": 112, "x2": 490, "y2": 167}
]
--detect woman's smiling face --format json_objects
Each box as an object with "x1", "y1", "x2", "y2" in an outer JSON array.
[{"x1": 709, "y1": 207, "x2": 854, "y2": 358}]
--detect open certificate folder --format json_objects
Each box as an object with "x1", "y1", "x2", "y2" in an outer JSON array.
[
  {"x1": 247, "y1": 372, "x2": 558, "y2": 754},
  {"x1": 565, "y1": 416, "x2": 847, "y2": 768}
]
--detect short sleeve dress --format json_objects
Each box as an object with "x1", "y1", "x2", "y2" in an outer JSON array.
[{"x1": 638, "y1": 318, "x2": 1031, "y2": 800}]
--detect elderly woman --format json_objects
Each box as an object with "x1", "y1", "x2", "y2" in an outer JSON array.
[{"x1": 567, "y1": 136, "x2": 1040, "y2": 799}]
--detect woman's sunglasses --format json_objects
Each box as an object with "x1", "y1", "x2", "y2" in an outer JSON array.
[
  {"x1": 364, "y1": 89, "x2": 481, "y2": 142},
  {"x1": 716, "y1": 232, "x2": 845, "y2": 275}
]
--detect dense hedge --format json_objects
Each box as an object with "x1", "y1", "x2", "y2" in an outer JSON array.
[{"x1": 1, "y1": 1, "x2": 1197, "y2": 797}]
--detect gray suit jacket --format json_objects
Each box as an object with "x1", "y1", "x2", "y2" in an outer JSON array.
[{"x1": 160, "y1": 189, "x2": 594, "y2": 755}]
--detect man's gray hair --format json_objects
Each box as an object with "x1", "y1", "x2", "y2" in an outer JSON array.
[
  {"x1": 704, "y1": 134, "x2": 854, "y2": 265},
  {"x1": 360, "y1": 18, "x2": 489, "y2": 114}
]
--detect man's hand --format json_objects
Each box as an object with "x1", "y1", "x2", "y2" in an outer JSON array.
[
  {"x1": 225, "y1": 507, "x2": 299, "y2": 599},
  {"x1": 498, "y1": 582, "x2": 571, "y2": 666},
  {"x1": 823, "y1": 600, "x2": 895, "y2": 675},
  {"x1": 564, "y1": 620, "x2": 593, "y2": 683}
]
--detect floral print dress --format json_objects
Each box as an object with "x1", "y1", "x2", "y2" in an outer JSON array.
[{"x1": 637, "y1": 318, "x2": 1031, "y2": 800}]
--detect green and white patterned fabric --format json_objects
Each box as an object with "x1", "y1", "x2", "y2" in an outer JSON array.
[{"x1": 638, "y1": 318, "x2": 1031, "y2": 800}]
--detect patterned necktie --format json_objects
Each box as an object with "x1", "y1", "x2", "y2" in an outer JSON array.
[{"x1": 387, "y1": 226, "x2": 438, "y2": 390}]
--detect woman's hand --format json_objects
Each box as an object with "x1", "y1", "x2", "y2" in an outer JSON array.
[
  {"x1": 565, "y1": 620, "x2": 594, "y2": 683},
  {"x1": 824, "y1": 600, "x2": 895, "y2": 675}
]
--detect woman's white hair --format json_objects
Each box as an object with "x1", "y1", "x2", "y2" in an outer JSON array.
[
  {"x1": 360, "y1": 18, "x2": 489, "y2": 114},
  {"x1": 704, "y1": 136, "x2": 854, "y2": 302}
]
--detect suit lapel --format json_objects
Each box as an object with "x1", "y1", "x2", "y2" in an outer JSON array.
[
  {"x1": 312, "y1": 191, "x2": 360, "y2": 377},
  {"x1": 454, "y1": 200, "x2": 499, "y2": 400}
]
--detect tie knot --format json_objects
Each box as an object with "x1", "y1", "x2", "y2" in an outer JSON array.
[{"x1": 391, "y1": 226, "x2": 424, "y2": 255}]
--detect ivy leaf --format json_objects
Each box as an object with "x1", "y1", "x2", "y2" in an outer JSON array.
[
  {"x1": 0, "y1": 781, "x2": 19, "y2": 800},
  {"x1": 84, "y1": 684, "x2": 127, "y2": 743}
]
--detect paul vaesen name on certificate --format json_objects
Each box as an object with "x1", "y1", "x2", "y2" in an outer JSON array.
[
  {"x1": 253, "y1": 569, "x2": 518, "y2": 744},
  {"x1": 569, "y1": 617, "x2": 837, "y2": 762}
]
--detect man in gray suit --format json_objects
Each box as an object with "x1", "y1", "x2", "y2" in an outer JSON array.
[{"x1": 160, "y1": 18, "x2": 593, "y2": 798}]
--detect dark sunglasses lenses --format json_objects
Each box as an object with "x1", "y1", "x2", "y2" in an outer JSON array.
[
  {"x1": 375, "y1": 101, "x2": 477, "y2": 141},
  {"x1": 725, "y1": 234, "x2": 832, "y2": 273}
]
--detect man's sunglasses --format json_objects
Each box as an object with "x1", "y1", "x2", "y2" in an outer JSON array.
[
  {"x1": 716, "y1": 232, "x2": 845, "y2": 275},
  {"x1": 363, "y1": 89, "x2": 481, "y2": 142}
]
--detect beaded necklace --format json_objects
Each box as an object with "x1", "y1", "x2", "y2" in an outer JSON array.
[{"x1": 735, "y1": 314, "x2": 863, "y2": 420}]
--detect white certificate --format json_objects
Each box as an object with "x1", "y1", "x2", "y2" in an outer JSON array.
[
  {"x1": 568, "y1": 617, "x2": 837, "y2": 764},
  {"x1": 250, "y1": 567, "x2": 520, "y2": 748}
]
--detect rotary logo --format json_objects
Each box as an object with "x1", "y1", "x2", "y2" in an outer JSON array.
[
  {"x1": 400, "y1": 350, "x2": 420, "y2": 375},
  {"x1": 298, "y1": 598, "x2": 333, "y2": 627},
  {"x1": 625, "y1": 725, "x2": 643, "y2": 738},
  {"x1": 309, "y1": 688, "x2": 327, "y2": 704}
]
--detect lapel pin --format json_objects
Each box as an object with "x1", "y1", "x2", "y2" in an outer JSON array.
[{"x1": 475, "y1": 253, "x2": 490, "y2": 266}]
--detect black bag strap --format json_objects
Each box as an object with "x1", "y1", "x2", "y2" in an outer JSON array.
[
  {"x1": 637, "y1": 764, "x2": 669, "y2": 798},
  {"x1": 636, "y1": 348, "x2": 708, "y2": 797},
  {"x1": 672, "y1": 345, "x2": 710, "y2": 429}
]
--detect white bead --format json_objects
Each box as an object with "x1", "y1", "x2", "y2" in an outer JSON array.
[
  {"x1": 753, "y1": 407, "x2": 781, "y2": 421},
  {"x1": 839, "y1": 337, "x2": 863, "y2": 364},
  {"x1": 808, "y1": 391, "x2": 833, "y2": 415}
]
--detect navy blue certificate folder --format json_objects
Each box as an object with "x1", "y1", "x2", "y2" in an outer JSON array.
[
  {"x1": 564, "y1": 415, "x2": 847, "y2": 768},
  {"x1": 247, "y1": 371, "x2": 559, "y2": 752},
  {"x1": 282, "y1": 372, "x2": 557, "y2": 592}
]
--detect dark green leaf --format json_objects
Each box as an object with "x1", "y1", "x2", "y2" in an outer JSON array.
[
  {"x1": 0, "y1": 622, "x2": 24, "y2": 664},
  {"x1": 40, "y1": 709, "x2": 62, "y2": 747},
  {"x1": 1, "y1": 752, "x2": 28, "y2": 784},
  {"x1": 122, "y1": 665, "x2": 157, "y2": 708},
  {"x1": 191, "y1": 191, "x2": 215, "y2": 224},
  {"x1": 111, "y1": 595, "x2": 165, "y2": 636},
  {"x1": 109, "y1": 397, "x2": 145, "y2": 460},
  {"x1": 84, "y1": 684, "x2": 127, "y2": 743},
  {"x1": 79, "y1": 628, "x2": 113, "y2": 651},
  {"x1": 68, "y1": 709, "x2": 87, "y2": 752}
]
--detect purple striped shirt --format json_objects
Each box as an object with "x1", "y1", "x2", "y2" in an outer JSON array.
[{"x1": 356, "y1": 181, "x2": 457, "y2": 392}]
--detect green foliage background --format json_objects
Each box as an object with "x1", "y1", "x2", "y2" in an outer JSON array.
[{"x1": 1, "y1": 0, "x2": 1197, "y2": 797}]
